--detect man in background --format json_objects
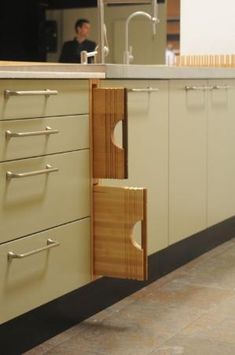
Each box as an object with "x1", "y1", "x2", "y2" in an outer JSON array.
[{"x1": 59, "y1": 19, "x2": 96, "y2": 63}]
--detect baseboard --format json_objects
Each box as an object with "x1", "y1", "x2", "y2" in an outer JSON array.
[{"x1": 1, "y1": 217, "x2": 235, "y2": 355}]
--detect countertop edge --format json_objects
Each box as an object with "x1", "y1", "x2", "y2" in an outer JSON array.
[
  {"x1": 1, "y1": 64, "x2": 235, "y2": 79},
  {"x1": 0, "y1": 71, "x2": 105, "y2": 79}
]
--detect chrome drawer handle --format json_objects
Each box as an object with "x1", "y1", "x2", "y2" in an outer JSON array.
[
  {"x1": 4, "y1": 89, "x2": 58, "y2": 98},
  {"x1": 128, "y1": 87, "x2": 159, "y2": 93},
  {"x1": 5, "y1": 126, "x2": 59, "y2": 138},
  {"x1": 6, "y1": 164, "x2": 59, "y2": 179},
  {"x1": 185, "y1": 86, "x2": 213, "y2": 91},
  {"x1": 8, "y1": 239, "x2": 60, "y2": 260},
  {"x1": 213, "y1": 85, "x2": 234, "y2": 90}
]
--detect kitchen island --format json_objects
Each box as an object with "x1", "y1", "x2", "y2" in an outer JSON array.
[{"x1": 1, "y1": 62, "x2": 235, "y2": 353}]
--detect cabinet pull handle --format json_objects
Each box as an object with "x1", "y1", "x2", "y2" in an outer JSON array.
[
  {"x1": 185, "y1": 86, "x2": 213, "y2": 91},
  {"x1": 6, "y1": 164, "x2": 59, "y2": 179},
  {"x1": 213, "y1": 85, "x2": 234, "y2": 90},
  {"x1": 5, "y1": 126, "x2": 59, "y2": 138},
  {"x1": 7, "y1": 239, "x2": 60, "y2": 260},
  {"x1": 4, "y1": 89, "x2": 58, "y2": 98},
  {"x1": 128, "y1": 87, "x2": 159, "y2": 93}
]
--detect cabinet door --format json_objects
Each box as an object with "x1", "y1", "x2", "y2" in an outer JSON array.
[
  {"x1": 100, "y1": 80, "x2": 169, "y2": 254},
  {"x1": 169, "y1": 80, "x2": 207, "y2": 244},
  {"x1": 207, "y1": 79, "x2": 235, "y2": 226},
  {"x1": 92, "y1": 87, "x2": 128, "y2": 179}
]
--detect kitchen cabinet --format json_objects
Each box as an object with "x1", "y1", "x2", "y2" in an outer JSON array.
[
  {"x1": 0, "y1": 78, "x2": 148, "y2": 324},
  {"x1": 100, "y1": 77, "x2": 235, "y2": 253},
  {"x1": 0, "y1": 79, "x2": 91, "y2": 324},
  {"x1": 100, "y1": 80, "x2": 169, "y2": 254},
  {"x1": 169, "y1": 80, "x2": 207, "y2": 244},
  {"x1": 207, "y1": 79, "x2": 235, "y2": 226}
]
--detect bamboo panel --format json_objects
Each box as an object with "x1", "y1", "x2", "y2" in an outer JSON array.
[
  {"x1": 175, "y1": 54, "x2": 235, "y2": 67},
  {"x1": 93, "y1": 185, "x2": 147, "y2": 280},
  {"x1": 92, "y1": 87, "x2": 128, "y2": 179}
]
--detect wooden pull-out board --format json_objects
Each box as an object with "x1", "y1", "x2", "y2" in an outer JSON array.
[
  {"x1": 92, "y1": 87, "x2": 128, "y2": 179},
  {"x1": 93, "y1": 185, "x2": 147, "y2": 280}
]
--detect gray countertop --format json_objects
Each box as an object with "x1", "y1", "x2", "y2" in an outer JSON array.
[
  {"x1": 104, "y1": 64, "x2": 235, "y2": 79},
  {"x1": 1, "y1": 62, "x2": 235, "y2": 79}
]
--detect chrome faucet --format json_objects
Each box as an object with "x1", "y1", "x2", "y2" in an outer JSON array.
[
  {"x1": 97, "y1": 0, "x2": 159, "y2": 64},
  {"x1": 80, "y1": 49, "x2": 98, "y2": 64},
  {"x1": 123, "y1": 11, "x2": 159, "y2": 64}
]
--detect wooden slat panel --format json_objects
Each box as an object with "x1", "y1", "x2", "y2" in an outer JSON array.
[
  {"x1": 93, "y1": 185, "x2": 147, "y2": 280},
  {"x1": 92, "y1": 87, "x2": 128, "y2": 179}
]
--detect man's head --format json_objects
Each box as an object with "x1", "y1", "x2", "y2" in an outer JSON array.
[{"x1": 75, "y1": 19, "x2": 91, "y2": 39}]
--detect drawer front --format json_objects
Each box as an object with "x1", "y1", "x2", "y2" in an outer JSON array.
[
  {"x1": 0, "y1": 219, "x2": 91, "y2": 324},
  {"x1": 0, "y1": 79, "x2": 89, "y2": 119},
  {"x1": 0, "y1": 115, "x2": 89, "y2": 161},
  {"x1": 0, "y1": 150, "x2": 90, "y2": 244}
]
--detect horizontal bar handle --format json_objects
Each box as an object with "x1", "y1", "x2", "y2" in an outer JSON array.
[
  {"x1": 8, "y1": 239, "x2": 60, "y2": 260},
  {"x1": 185, "y1": 86, "x2": 213, "y2": 91},
  {"x1": 128, "y1": 87, "x2": 159, "y2": 93},
  {"x1": 6, "y1": 164, "x2": 59, "y2": 179},
  {"x1": 5, "y1": 126, "x2": 59, "y2": 138},
  {"x1": 4, "y1": 89, "x2": 58, "y2": 98},
  {"x1": 213, "y1": 85, "x2": 235, "y2": 90}
]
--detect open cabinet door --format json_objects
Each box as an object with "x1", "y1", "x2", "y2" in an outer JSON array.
[
  {"x1": 93, "y1": 185, "x2": 147, "y2": 281},
  {"x1": 92, "y1": 87, "x2": 128, "y2": 179}
]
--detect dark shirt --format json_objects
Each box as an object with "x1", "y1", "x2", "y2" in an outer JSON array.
[{"x1": 59, "y1": 39, "x2": 96, "y2": 63}]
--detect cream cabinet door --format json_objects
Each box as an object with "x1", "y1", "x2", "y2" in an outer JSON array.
[
  {"x1": 0, "y1": 150, "x2": 90, "y2": 243},
  {"x1": 207, "y1": 79, "x2": 235, "y2": 226},
  {"x1": 169, "y1": 80, "x2": 207, "y2": 244},
  {"x1": 101, "y1": 80, "x2": 169, "y2": 254},
  {"x1": 0, "y1": 219, "x2": 91, "y2": 324}
]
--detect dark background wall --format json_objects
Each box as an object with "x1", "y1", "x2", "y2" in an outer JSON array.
[
  {"x1": 0, "y1": 0, "x2": 47, "y2": 61},
  {"x1": 0, "y1": 0, "x2": 165, "y2": 61}
]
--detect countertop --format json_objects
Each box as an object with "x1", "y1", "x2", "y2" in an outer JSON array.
[
  {"x1": 104, "y1": 64, "x2": 235, "y2": 79},
  {"x1": 0, "y1": 62, "x2": 106, "y2": 79},
  {"x1": 1, "y1": 61, "x2": 235, "y2": 79}
]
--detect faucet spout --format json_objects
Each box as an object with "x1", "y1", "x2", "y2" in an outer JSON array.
[{"x1": 124, "y1": 11, "x2": 158, "y2": 64}]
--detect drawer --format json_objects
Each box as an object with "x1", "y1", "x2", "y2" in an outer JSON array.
[
  {"x1": 0, "y1": 218, "x2": 91, "y2": 324},
  {"x1": 0, "y1": 150, "x2": 90, "y2": 244},
  {"x1": 0, "y1": 79, "x2": 89, "y2": 120},
  {"x1": 0, "y1": 115, "x2": 89, "y2": 161}
]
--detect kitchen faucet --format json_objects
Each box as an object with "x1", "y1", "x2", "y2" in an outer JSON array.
[
  {"x1": 123, "y1": 11, "x2": 159, "y2": 64},
  {"x1": 97, "y1": 0, "x2": 159, "y2": 64},
  {"x1": 80, "y1": 48, "x2": 98, "y2": 64}
]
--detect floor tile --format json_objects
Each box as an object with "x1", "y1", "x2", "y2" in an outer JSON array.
[{"x1": 24, "y1": 238, "x2": 235, "y2": 355}]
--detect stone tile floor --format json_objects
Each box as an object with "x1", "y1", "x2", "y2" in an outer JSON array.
[{"x1": 25, "y1": 238, "x2": 235, "y2": 355}]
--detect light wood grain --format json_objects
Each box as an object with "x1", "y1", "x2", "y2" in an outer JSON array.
[
  {"x1": 92, "y1": 87, "x2": 128, "y2": 179},
  {"x1": 93, "y1": 185, "x2": 147, "y2": 280}
]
